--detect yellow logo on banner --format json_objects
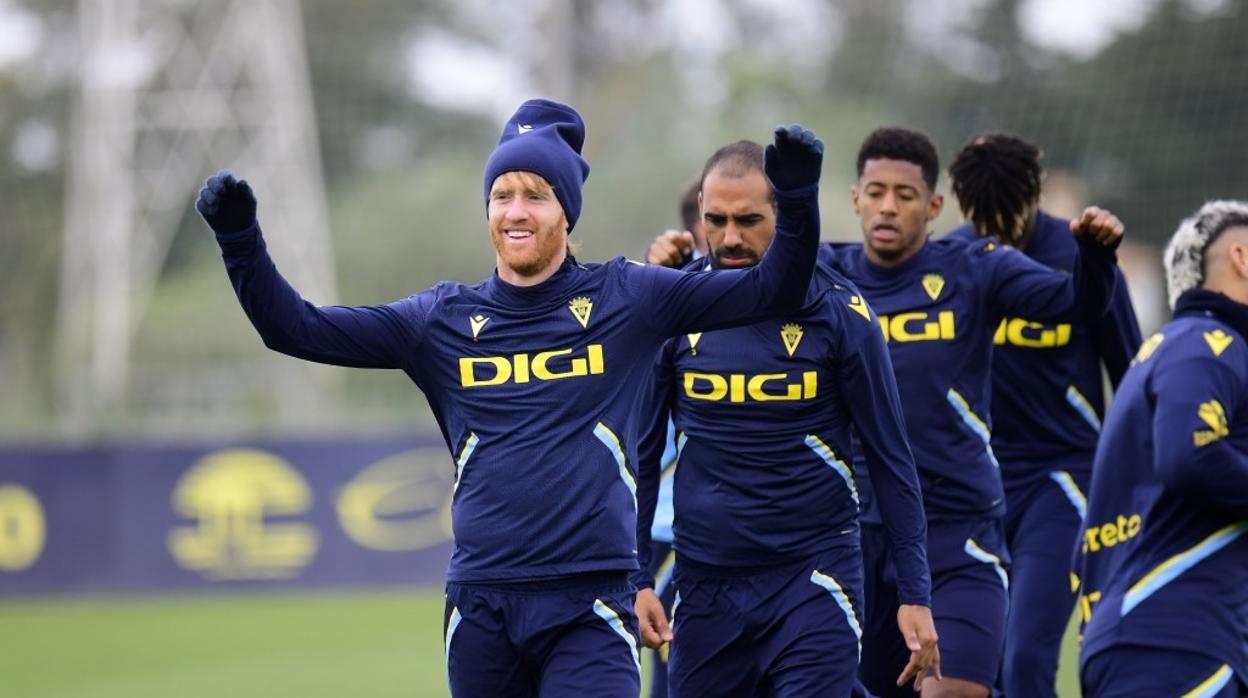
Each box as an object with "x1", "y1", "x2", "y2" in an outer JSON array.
[
  {"x1": 168, "y1": 449, "x2": 319, "y2": 580},
  {"x1": 0, "y1": 484, "x2": 45, "y2": 572},
  {"x1": 336, "y1": 448, "x2": 454, "y2": 552}
]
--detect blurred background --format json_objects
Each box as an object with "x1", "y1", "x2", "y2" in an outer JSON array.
[{"x1": 0, "y1": 0, "x2": 1244, "y2": 696}]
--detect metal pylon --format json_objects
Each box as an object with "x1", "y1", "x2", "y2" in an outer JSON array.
[{"x1": 57, "y1": 0, "x2": 336, "y2": 431}]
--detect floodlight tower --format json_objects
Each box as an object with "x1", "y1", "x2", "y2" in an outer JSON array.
[{"x1": 57, "y1": 0, "x2": 337, "y2": 431}]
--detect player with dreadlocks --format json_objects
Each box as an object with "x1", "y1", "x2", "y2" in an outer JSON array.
[{"x1": 946, "y1": 134, "x2": 1142, "y2": 697}]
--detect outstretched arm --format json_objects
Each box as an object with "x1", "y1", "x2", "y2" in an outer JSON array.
[
  {"x1": 986, "y1": 206, "x2": 1124, "y2": 323},
  {"x1": 197, "y1": 171, "x2": 424, "y2": 369}
]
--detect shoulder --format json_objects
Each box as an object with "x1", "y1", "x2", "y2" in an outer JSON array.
[
  {"x1": 811, "y1": 269, "x2": 880, "y2": 342},
  {"x1": 1142, "y1": 315, "x2": 1247, "y2": 374},
  {"x1": 942, "y1": 224, "x2": 978, "y2": 243}
]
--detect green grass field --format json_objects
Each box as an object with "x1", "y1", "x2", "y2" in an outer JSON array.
[{"x1": 0, "y1": 589, "x2": 1083, "y2": 697}]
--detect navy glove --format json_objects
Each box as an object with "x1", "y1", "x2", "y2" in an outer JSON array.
[
  {"x1": 196, "y1": 170, "x2": 257, "y2": 235},
  {"x1": 764, "y1": 125, "x2": 824, "y2": 193}
]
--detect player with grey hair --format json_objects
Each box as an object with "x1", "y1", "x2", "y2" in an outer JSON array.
[{"x1": 1077, "y1": 200, "x2": 1248, "y2": 697}]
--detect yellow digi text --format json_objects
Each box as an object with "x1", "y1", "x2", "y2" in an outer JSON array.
[
  {"x1": 993, "y1": 318, "x2": 1072, "y2": 348},
  {"x1": 459, "y1": 345, "x2": 605, "y2": 387},
  {"x1": 1082, "y1": 513, "x2": 1142, "y2": 554},
  {"x1": 684, "y1": 371, "x2": 818, "y2": 403},
  {"x1": 878, "y1": 311, "x2": 956, "y2": 343}
]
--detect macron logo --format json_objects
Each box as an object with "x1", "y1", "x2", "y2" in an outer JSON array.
[{"x1": 517, "y1": 124, "x2": 534, "y2": 134}]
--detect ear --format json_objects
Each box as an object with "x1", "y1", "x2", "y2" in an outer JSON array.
[
  {"x1": 927, "y1": 192, "x2": 944, "y2": 222},
  {"x1": 1231, "y1": 240, "x2": 1248, "y2": 279},
  {"x1": 697, "y1": 191, "x2": 705, "y2": 218},
  {"x1": 850, "y1": 185, "x2": 861, "y2": 216}
]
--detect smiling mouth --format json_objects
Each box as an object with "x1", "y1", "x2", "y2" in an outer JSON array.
[{"x1": 505, "y1": 230, "x2": 534, "y2": 240}]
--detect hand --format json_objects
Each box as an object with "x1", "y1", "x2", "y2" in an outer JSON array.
[
  {"x1": 764, "y1": 124, "x2": 824, "y2": 193},
  {"x1": 634, "y1": 588, "x2": 673, "y2": 650},
  {"x1": 896, "y1": 604, "x2": 940, "y2": 691},
  {"x1": 647, "y1": 229, "x2": 695, "y2": 268},
  {"x1": 196, "y1": 169, "x2": 257, "y2": 235},
  {"x1": 1070, "y1": 206, "x2": 1124, "y2": 248}
]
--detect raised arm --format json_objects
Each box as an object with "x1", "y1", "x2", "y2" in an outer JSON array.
[
  {"x1": 635, "y1": 126, "x2": 822, "y2": 337},
  {"x1": 985, "y1": 207, "x2": 1124, "y2": 323},
  {"x1": 197, "y1": 171, "x2": 423, "y2": 370}
]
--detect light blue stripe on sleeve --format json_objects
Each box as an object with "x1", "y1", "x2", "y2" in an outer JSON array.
[
  {"x1": 965, "y1": 538, "x2": 1009, "y2": 591},
  {"x1": 593, "y1": 599, "x2": 641, "y2": 676},
  {"x1": 1065, "y1": 385, "x2": 1102, "y2": 432},
  {"x1": 453, "y1": 433, "x2": 478, "y2": 493},
  {"x1": 805, "y1": 435, "x2": 859, "y2": 508},
  {"x1": 594, "y1": 422, "x2": 637, "y2": 510},
  {"x1": 1049, "y1": 470, "x2": 1088, "y2": 519},
  {"x1": 810, "y1": 570, "x2": 863, "y2": 660},
  {"x1": 1122, "y1": 522, "x2": 1248, "y2": 616},
  {"x1": 947, "y1": 389, "x2": 999, "y2": 467}
]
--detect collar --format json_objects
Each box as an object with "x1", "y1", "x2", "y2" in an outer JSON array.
[
  {"x1": 486, "y1": 256, "x2": 583, "y2": 307},
  {"x1": 1174, "y1": 288, "x2": 1248, "y2": 340}
]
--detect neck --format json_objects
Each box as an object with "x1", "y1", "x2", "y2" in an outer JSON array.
[
  {"x1": 865, "y1": 235, "x2": 926, "y2": 269},
  {"x1": 495, "y1": 248, "x2": 568, "y2": 287},
  {"x1": 1204, "y1": 278, "x2": 1248, "y2": 306}
]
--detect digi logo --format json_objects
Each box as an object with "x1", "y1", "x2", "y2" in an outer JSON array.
[
  {"x1": 0, "y1": 484, "x2": 45, "y2": 572},
  {"x1": 168, "y1": 449, "x2": 319, "y2": 580},
  {"x1": 878, "y1": 311, "x2": 956, "y2": 343},
  {"x1": 459, "y1": 344, "x2": 605, "y2": 388},
  {"x1": 993, "y1": 318, "x2": 1073, "y2": 348},
  {"x1": 683, "y1": 371, "x2": 818, "y2": 403},
  {"x1": 336, "y1": 448, "x2": 454, "y2": 552}
]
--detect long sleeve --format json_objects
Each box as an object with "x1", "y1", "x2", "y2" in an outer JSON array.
[
  {"x1": 630, "y1": 184, "x2": 820, "y2": 337},
  {"x1": 217, "y1": 223, "x2": 426, "y2": 369},
  {"x1": 839, "y1": 303, "x2": 931, "y2": 606},
  {"x1": 629, "y1": 341, "x2": 678, "y2": 590},
  {"x1": 1152, "y1": 350, "x2": 1248, "y2": 515},
  {"x1": 1094, "y1": 267, "x2": 1144, "y2": 387},
  {"x1": 983, "y1": 236, "x2": 1118, "y2": 324}
]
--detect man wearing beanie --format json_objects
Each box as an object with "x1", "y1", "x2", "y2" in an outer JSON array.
[
  {"x1": 195, "y1": 99, "x2": 824, "y2": 697},
  {"x1": 1078, "y1": 200, "x2": 1248, "y2": 697}
]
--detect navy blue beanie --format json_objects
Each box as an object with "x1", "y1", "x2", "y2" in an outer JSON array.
[{"x1": 483, "y1": 99, "x2": 590, "y2": 232}]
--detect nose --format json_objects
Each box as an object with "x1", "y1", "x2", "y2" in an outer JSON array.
[
  {"x1": 721, "y1": 222, "x2": 743, "y2": 247},
  {"x1": 879, "y1": 190, "x2": 898, "y2": 215},
  {"x1": 504, "y1": 197, "x2": 530, "y2": 222}
]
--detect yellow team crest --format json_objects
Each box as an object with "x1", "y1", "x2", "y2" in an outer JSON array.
[
  {"x1": 922, "y1": 274, "x2": 945, "y2": 301},
  {"x1": 847, "y1": 295, "x2": 871, "y2": 321},
  {"x1": 781, "y1": 323, "x2": 804, "y2": 357},
  {"x1": 469, "y1": 314, "x2": 489, "y2": 340},
  {"x1": 687, "y1": 333, "x2": 703, "y2": 356},
  {"x1": 568, "y1": 297, "x2": 593, "y2": 329},
  {"x1": 1194, "y1": 399, "x2": 1229, "y2": 446},
  {"x1": 1204, "y1": 329, "x2": 1234, "y2": 357}
]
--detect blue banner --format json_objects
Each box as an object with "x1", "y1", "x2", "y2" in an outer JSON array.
[{"x1": 0, "y1": 436, "x2": 456, "y2": 596}]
